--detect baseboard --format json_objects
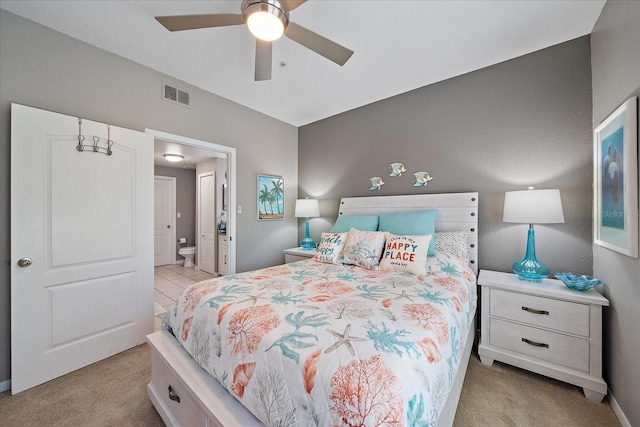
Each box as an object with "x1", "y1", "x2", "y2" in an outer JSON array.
[
  {"x1": 0, "y1": 379, "x2": 11, "y2": 393},
  {"x1": 608, "y1": 389, "x2": 631, "y2": 427}
]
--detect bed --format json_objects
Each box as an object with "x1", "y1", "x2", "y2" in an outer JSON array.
[{"x1": 147, "y1": 192, "x2": 479, "y2": 427}]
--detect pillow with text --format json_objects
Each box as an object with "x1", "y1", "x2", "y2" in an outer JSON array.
[
  {"x1": 379, "y1": 233, "x2": 432, "y2": 275},
  {"x1": 313, "y1": 232, "x2": 348, "y2": 264}
]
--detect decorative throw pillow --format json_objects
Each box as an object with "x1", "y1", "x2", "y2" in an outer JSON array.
[
  {"x1": 340, "y1": 228, "x2": 387, "y2": 270},
  {"x1": 313, "y1": 232, "x2": 348, "y2": 264},
  {"x1": 378, "y1": 210, "x2": 438, "y2": 256},
  {"x1": 434, "y1": 232, "x2": 470, "y2": 263},
  {"x1": 330, "y1": 215, "x2": 379, "y2": 233},
  {"x1": 379, "y1": 233, "x2": 431, "y2": 275}
]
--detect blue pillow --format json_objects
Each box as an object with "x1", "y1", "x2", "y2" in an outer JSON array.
[
  {"x1": 330, "y1": 215, "x2": 379, "y2": 233},
  {"x1": 378, "y1": 210, "x2": 439, "y2": 255}
]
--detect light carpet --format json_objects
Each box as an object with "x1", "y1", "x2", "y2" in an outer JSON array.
[{"x1": 0, "y1": 345, "x2": 620, "y2": 426}]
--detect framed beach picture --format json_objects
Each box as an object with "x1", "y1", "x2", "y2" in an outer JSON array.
[
  {"x1": 593, "y1": 96, "x2": 638, "y2": 258},
  {"x1": 257, "y1": 174, "x2": 285, "y2": 220}
]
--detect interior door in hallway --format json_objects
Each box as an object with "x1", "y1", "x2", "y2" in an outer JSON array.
[
  {"x1": 154, "y1": 176, "x2": 175, "y2": 266},
  {"x1": 198, "y1": 172, "x2": 216, "y2": 274},
  {"x1": 10, "y1": 104, "x2": 154, "y2": 394}
]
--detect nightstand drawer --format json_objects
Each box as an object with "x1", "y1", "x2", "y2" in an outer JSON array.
[
  {"x1": 283, "y1": 247, "x2": 316, "y2": 264},
  {"x1": 490, "y1": 289, "x2": 589, "y2": 336},
  {"x1": 285, "y1": 254, "x2": 312, "y2": 263},
  {"x1": 490, "y1": 318, "x2": 589, "y2": 371}
]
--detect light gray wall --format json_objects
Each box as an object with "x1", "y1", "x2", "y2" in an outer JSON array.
[
  {"x1": 591, "y1": 1, "x2": 640, "y2": 424},
  {"x1": 299, "y1": 36, "x2": 593, "y2": 277},
  {"x1": 154, "y1": 166, "x2": 197, "y2": 261},
  {"x1": 0, "y1": 10, "x2": 298, "y2": 385}
]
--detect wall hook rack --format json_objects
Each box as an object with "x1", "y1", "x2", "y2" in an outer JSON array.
[{"x1": 76, "y1": 118, "x2": 114, "y2": 156}]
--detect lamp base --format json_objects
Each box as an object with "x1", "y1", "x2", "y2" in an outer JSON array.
[
  {"x1": 299, "y1": 237, "x2": 316, "y2": 250},
  {"x1": 300, "y1": 219, "x2": 316, "y2": 250},
  {"x1": 512, "y1": 228, "x2": 550, "y2": 281},
  {"x1": 512, "y1": 259, "x2": 550, "y2": 281}
]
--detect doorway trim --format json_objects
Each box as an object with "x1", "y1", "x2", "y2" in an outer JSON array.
[{"x1": 145, "y1": 129, "x2": 236, "y2": 275}]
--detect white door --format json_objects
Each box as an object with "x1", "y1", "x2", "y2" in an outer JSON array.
[
  {"x1": 154, "y1": 176, "x2": 175, "y2": 266},
  {"x1": 198, "y1": 172, "x2": 216, "y2": 274},
  {"x1": 10, "y1": 104, "x2": 153, "y2": 394}
]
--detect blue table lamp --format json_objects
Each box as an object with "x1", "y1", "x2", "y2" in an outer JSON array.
[
  {"x1": 503, "y1": 188, "x2": 565, "y2": 281},
  {"x1": 295, "y1": 198, "x2": 320, "y2": 250}
]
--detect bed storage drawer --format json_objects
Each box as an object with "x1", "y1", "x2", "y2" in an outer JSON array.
[
  {"x1": 150, "y1": 349, "x2": 208, "y2": 426},
  {"x1": 489, "y1": 318, "x2": 589, "y2": 371},
  {"x1": 490, "y1": 289, "x2": 589, "y2": 336},
  {"x1": 148, "y1": 331, "x2": 265, "y2": 427}
]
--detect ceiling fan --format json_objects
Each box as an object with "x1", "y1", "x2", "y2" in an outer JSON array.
[{"x1": 155, "y1": 0, "x2": 354, "y2": 81}]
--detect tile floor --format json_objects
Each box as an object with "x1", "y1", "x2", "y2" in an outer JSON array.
[{"x1": 153, "y1": 264, "x2": 216, "y2": 331}]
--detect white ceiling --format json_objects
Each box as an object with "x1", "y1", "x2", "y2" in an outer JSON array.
[{"x1": 1, "y1": 0, "x2": 605, "y2": 127}]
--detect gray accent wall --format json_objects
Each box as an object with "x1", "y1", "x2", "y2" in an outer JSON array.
[
  {"x1": 299, "y1": 36, "x2": 594, "y2": 278},
  {"x1": 0, "y1": 10, "x2": 298, "y2": 386},
  {"x1": 154, "y1": 166, "x2": 197, "y2": 262},
  {"x1": 591, "y1": 1, "x2": 640, "y2": 425}
]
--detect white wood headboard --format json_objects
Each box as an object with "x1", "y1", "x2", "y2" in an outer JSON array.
[{"x1": 338, "y1": 192, "x2": 479, "y2": 275}]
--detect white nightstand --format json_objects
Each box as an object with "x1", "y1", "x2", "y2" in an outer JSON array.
[
  {"x1": 478, "y1": 270, "x2": 609, "y2": 402},
  {"x1": 283, "y1": 247, "x2": 316, "y2": 263}
]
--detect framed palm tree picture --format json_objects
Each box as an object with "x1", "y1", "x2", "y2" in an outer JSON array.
[{"x1": 257, "y1": 174, "x2": 285, "y2": 220}]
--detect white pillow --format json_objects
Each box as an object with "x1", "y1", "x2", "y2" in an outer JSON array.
[
  {"x1": 340, "y1": 228, "x2": 387, "y2": 270},
  {"x1": 313, "y1": 232, "x2": 347, "y2": 264},
  {"x1": 379, "y1": 233, "x2": 431, "y2": 275},
  {"x1": 433, "y1": 232, "x2": 470, "y2": 263}
]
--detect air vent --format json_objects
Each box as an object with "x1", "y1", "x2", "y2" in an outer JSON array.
[{"x1": 162, "y1": 82, "x2": 190, "y2": 108}]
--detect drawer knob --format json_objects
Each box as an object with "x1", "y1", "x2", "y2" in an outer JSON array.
[
  {"x1": 168, "y1": 385, "x2": 181, "y2": 403},
  {"x1": 522, "y1": 306, "x2": 549, "y2": 315},
  {"x1": 522, "y1": 338, "x2": 549, "y2": 348}
]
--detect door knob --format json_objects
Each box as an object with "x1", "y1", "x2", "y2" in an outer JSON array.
[
  {"x1": 167, "y1": 225, "x2": 171, "y2": 229},
  {"x1": 17, "y1": 257, "x2": 32, "y2": 267}
]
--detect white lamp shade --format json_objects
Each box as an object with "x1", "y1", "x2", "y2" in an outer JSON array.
[
  {"x1": 295, "y1": 199, "x2": 319, "y2": 218},
  {"x1": 503, "y1": 188, "x2": 565, "y2": 224}
]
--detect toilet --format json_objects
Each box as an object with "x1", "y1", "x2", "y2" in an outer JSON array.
[{"x1": 178, "y1": 246, "x2": 196, "y2": 268}]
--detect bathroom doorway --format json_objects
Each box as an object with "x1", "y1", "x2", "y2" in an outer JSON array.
[{"x1": 147, "y1": 128, "x2": 236, "y2": 275}]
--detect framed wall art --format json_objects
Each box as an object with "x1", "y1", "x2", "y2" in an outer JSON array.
[
  {"x1": 593, "y1": 96, "x2": 638, "y2": 258},
  {"x1": 257, "y1": 174, "x2": 284, "y2": 220}
]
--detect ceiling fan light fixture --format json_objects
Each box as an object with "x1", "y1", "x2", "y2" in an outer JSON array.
[
  {"x1": 243, "y1": 0, "x2": 288, "y2": 41},
  {"x1": 163, "y1": 154, "x2": 184, "y2": 162}
]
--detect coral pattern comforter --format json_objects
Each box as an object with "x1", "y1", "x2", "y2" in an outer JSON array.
[{"x1": 165, "y1": 252, "x2": 477, "y2": 426}]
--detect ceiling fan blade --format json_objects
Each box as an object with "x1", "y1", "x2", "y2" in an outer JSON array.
[
  {"x1": 279, "y1": 0, "x2": 307, "y2": 12},
  {"x1": 155, "y1": 14, "x2": 244, "y2": 32},
  {"x1": 255, "y1": 40, "x2": 273, "y2": 81},
  {"x1": 284, "y1": 22, "x2": 354, "y2": 66}
]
